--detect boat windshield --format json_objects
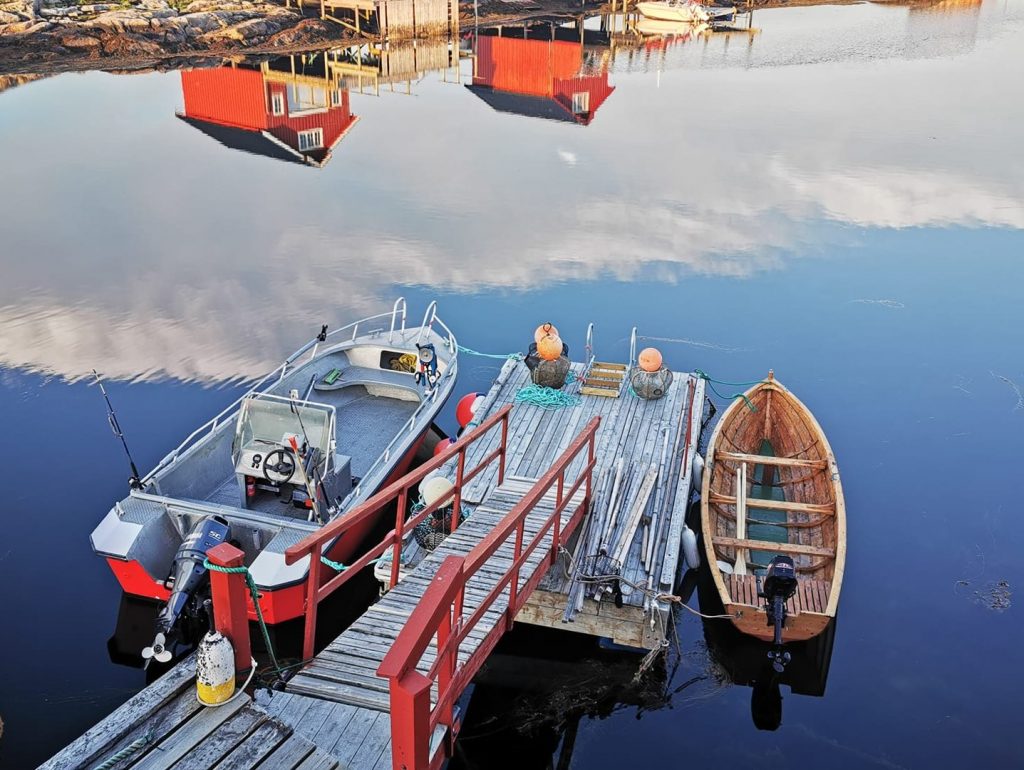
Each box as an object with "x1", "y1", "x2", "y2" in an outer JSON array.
[{"x1": 234, "y1": 394, "x2": 335, "y2": 462}]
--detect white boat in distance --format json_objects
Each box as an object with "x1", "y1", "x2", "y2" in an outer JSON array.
[
  {"x1": 636, "y1": 1, "x2": 735, "y2": 23},
  {"x1": 634, "y1": 17, "x2": 709, "y2": 37}
]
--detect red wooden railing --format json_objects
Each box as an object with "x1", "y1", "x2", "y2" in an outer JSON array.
[
  {"x1": 376, "y1": 416, "x2": 600, "y2": 770},
  {"x1": 284, "y1": 404, "x2": 513, "y2": 661}
]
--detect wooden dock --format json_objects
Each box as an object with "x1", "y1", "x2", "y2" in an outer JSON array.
[
  {"x1": 45, "y1": 351, "x2": 706, "y2": 770},
  {"x1": 381, "y1": 357, "x2": 706, "y2": 648},
  {"x1": 39, "y1": 656, "x2": 345, "y2": 770}
]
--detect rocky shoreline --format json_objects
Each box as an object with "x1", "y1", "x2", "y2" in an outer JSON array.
[{"x1": 0, "y1": 0, "x2": 354, "y2": 73}]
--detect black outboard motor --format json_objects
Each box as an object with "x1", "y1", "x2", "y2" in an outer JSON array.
[
  {"x1": 760, "y1": 555, "x2": 798, "y2": 673},
  {"x1": 142, "y1": 515, "x2": 231, "y2": 663}
]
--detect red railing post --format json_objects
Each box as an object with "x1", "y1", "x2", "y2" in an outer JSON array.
[
  {"x1": 552, "y1": 471, "x2": 565, "y2": 563},
  {"x1": 391, "y1": 486, "x2": 408, "y2": 589},
  {"x1": 453, "y1": 585, "x2": 464, "y2": 635},
  {"x1": 208, "y1": 542, "x2": 252, "y2": 677},
  {"x1": 452, "y1": 448, "x2": 466, "y2": 533},
  {"x1": 388, "y1": 672, "x2": 432, "y2": 770},
  {"x1": 435, "y1": 608, "x2": 454, "y2": 728},
  {"x1": 506, "y1": 520, "x2": 525, "y2": 631},
  {"x1": 586, "y1": 433, "x2": 596, "y2": 505},
  {"x1": 498, "y1": 412, "x2": 508, "y2": 485},
  {"x1": 302, "y1": 542, "x2": 323, "y2": 661}
]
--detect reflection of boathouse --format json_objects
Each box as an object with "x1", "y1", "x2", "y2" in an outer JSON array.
[
  {"x1": 177, "y1": 57, "x2": 359, "y2": 168},
  {"x1": 295, "y1": 0, "x2": 457, "y2": 40},
  {"x1": 466, "y1": 25, "x2": 615, "y2": 126}
]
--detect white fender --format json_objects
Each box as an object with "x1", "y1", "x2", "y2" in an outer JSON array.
[
  {"x1": 420, "y1": 476, "x2": 454, "y2": 508},
  {"x1": 691, "y1": 452, "x2": 705, "y2": 492},
  {"x1": 682, "y1": 525, "x2": 700, "y2": 571}
]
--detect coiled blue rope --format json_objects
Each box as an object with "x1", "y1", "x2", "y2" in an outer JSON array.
[{"x1": 515, "y1": 385, "x2": 581, "y2": 409}]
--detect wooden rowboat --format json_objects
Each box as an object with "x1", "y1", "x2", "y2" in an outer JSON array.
[{"x1": 700, "y1": 371, "x2": 845, "y2": 643}]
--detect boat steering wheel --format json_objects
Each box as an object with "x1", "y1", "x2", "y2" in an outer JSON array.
[{"x1": 263, "y1": 448, "x2": 296, "y2": 485}]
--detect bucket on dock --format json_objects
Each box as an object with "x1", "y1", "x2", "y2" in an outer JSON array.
[
  {"x1": 629, "y1": 365, "x2": 673, "y2": 400},
  {"x1": 530, "y1": 355, "x2": 571, "y2": 389}
]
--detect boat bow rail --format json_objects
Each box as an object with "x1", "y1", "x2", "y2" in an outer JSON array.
[{"x1": 140, "y1": 298, "x2": 457, "y2": 490}]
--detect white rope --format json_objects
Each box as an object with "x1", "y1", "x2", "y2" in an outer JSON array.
[{"x1": 197, "y1": 657, "x2": 258, "y2": 707}]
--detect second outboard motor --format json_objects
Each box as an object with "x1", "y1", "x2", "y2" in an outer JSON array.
[
  {"x1": 143, "y1": 516, "x2": 231, "y2": 663},
  {"x1": 760, "y1": 555, "x2": 798, "y2": 673}
]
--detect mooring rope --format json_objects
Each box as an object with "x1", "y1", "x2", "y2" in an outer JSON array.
[
  {"x1": 694, "y1": 369, "x2": 767, "y2": 412},
  {"x1": 457, "y1": 344, "x2": 524, "y2": 361},
  {"x1": 93, "y1": 733, "x2": 154, "y2": 770},
  {"x1": 203, "y1": 560, "x2": 282, "y2": 675}
]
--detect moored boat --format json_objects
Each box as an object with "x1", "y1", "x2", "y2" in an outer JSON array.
[
  {"x1": 90, "y1": 299, "x2": 458, "y2": 656},
  {"x1": 636, "y1": 1, "x2": 735, "y2": 23},
  {"x1": 700, "y1": 371, "x2": 845, "y2": 657}
]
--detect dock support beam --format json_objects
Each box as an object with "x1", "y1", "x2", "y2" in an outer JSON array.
[{"x1": 208, "y1": 543, "x2": 253, "y2": 678}]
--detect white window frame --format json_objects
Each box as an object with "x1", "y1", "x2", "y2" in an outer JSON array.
[
  {"x1": 297, "y1": 128, "x2": 324, "y2": 152},
  {"x1": 270, "y1": 92, "x2": 285, "y2": 117},
  {"x1": 571, "y1": 91, "x2": 590, "y2": 115}
]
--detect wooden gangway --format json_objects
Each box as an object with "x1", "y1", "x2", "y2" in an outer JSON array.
[{"x1": 286, "y1": 478, "x2": 585, "y2": 708}]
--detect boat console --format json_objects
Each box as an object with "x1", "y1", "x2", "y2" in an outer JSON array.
[{"x1": 231, "y1": 393, "x2": 350, "y2": 519}]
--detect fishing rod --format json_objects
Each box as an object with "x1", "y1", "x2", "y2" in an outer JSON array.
[{"x1": 92, "y1": 370, "x2": 142, "y2": 490}]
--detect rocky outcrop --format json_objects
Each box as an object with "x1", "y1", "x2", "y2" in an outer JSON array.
[{"x1": 0, "y1": 0, "x2": 346, "y2": 71}]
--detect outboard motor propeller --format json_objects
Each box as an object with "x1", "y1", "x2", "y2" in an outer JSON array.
[
  {"x1": 760, "y1": 555, "x2": 798, "y2": 673},
  {"x1": 142, "y1": 516, "x2": 231, "y2": 664}
]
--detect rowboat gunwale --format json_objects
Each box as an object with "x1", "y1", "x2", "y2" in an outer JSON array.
[{"x1": 700, "y1": 373, "x2": 846, "y2": 641}]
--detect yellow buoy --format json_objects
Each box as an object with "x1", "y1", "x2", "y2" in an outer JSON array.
[
  {"x1": 534, "y1": 323, "x2": 559, "y2": 344},
  {"x1": 537, "y1": 334, "x2": 563, "y2": 362},
  {"x1": 638, "y1": 347, "x2": 663, "y2": 373},
  {"x1": 196, "y1": 630, "x2": 236, "y2": 706}
]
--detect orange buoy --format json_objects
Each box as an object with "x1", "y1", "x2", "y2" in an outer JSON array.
[
  {"x1": 638, "y1": 347, "x2": 662, "y2": 373},
  {"x1": 534, "y1": 323, "x2": 559, "y2": 344},
  {"x1": 455, "y1": 392, "x2": 483, "y2": 428},
  {"x1": 536, "y1": 334, "x2": 563, "y2": 362}
]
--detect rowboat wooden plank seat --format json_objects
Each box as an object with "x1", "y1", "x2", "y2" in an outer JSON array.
[{"x1": 701, "y1": 371, "x2": 845, "y2": 646}]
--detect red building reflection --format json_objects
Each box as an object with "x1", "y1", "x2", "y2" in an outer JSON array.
[
  {"x1": 467, "y1": 26, "x2": 615, "y2": 126},
  {"x1": 177, "y1": 60, "x2": 359, "y2": 168}
]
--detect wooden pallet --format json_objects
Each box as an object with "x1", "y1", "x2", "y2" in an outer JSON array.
[{"x1": 580, "y1": 361, "x2": 626, "y2": 398}]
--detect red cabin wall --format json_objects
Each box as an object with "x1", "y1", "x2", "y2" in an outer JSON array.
[
  {"x1": 180, "y1": 68, "x2": 269, "y2": 130},
  {"x1": 474, "y1": 35, "x2": 583, "y2": 97}
]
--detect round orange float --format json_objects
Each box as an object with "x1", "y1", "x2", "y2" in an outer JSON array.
[
  {"x1": 638, "y1": 347, "x2": 663, "y2": 372},
  {"x1": 534, "y1": 323, "x2": 559, "y2": 344},
  {"x1": 536, "y1": 334, "x2": 563, "y2": 361}
]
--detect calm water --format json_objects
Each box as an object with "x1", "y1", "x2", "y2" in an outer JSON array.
[{"x1": 2, "y1": 1, "x2": 1023, "y2": 767}]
